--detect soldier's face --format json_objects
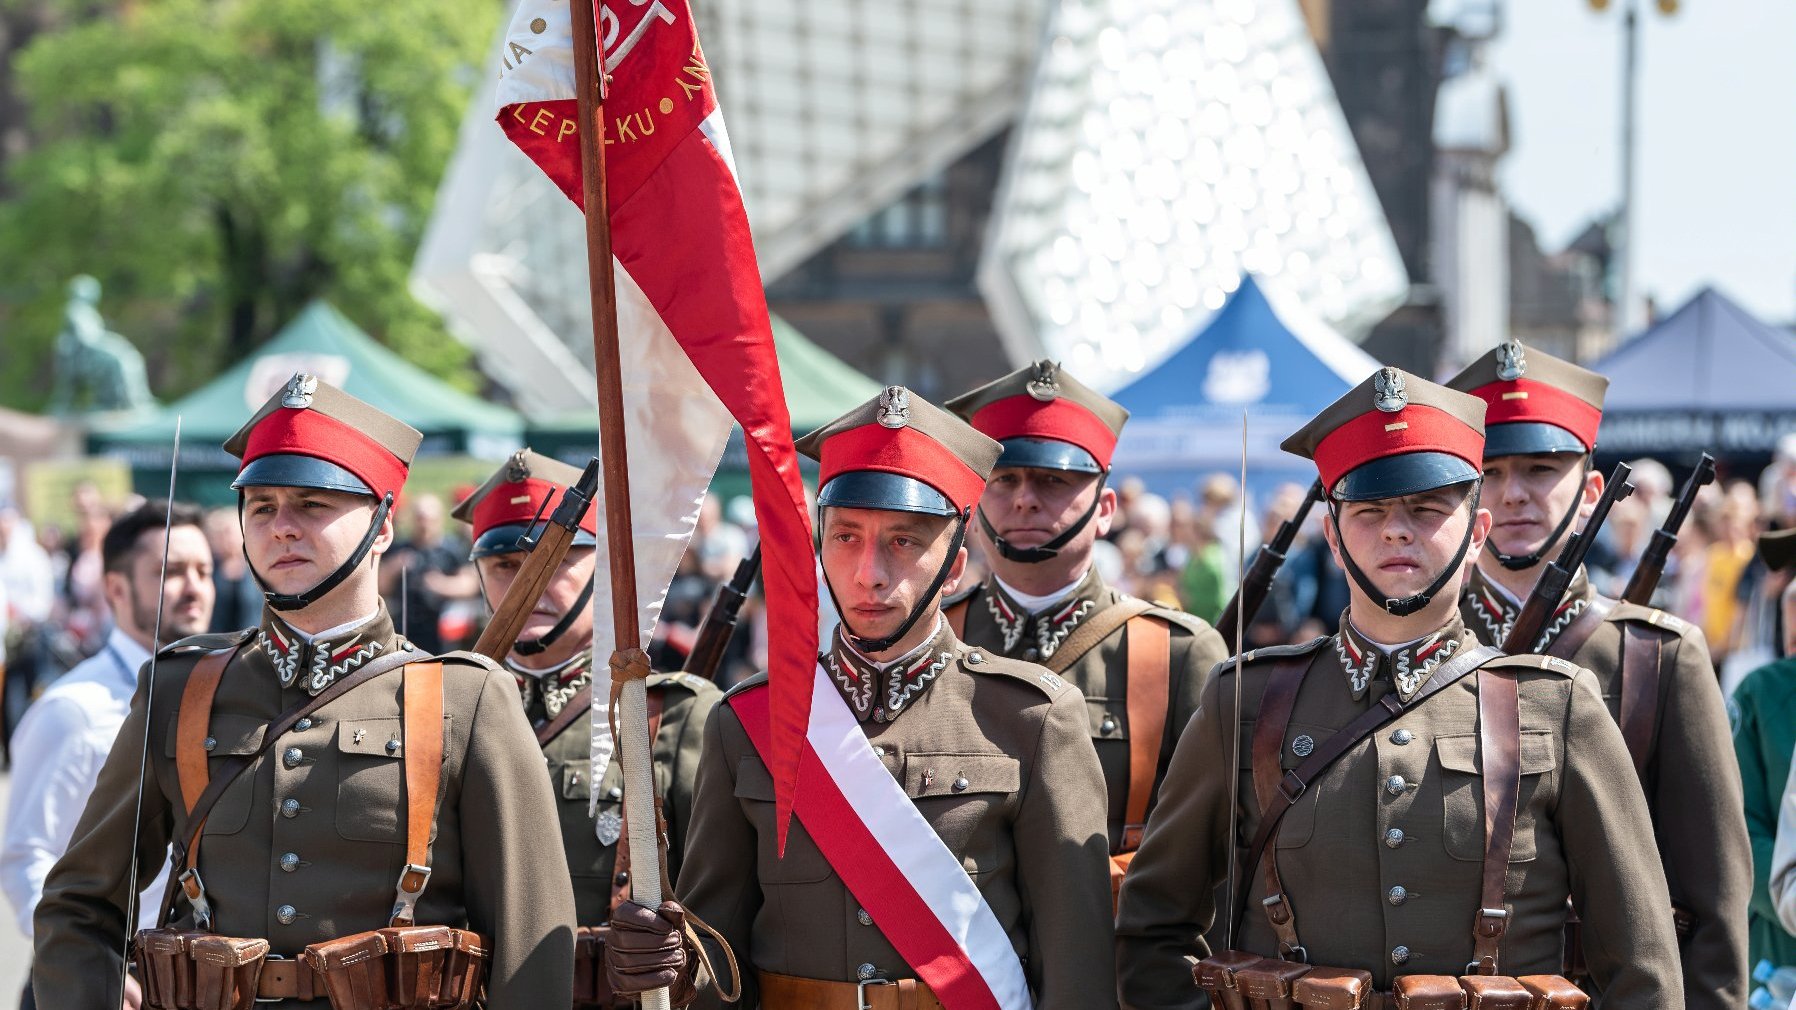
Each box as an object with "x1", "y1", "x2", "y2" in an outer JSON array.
[
  {"x1": 241, "y1": 486, "x2": 394, "y2": 596},
  {"x1": 106, "y1": 524, "x2": 215, "y2": 646},
  {"x1": 1325, "y1": 486, "x2": 1490, "y2": 604},
  {"x1": 821, "y1": 507, "x2": 966, "y2": 646},
  {"x1": 476, "y1": 546, "x2": 596, "y2": 658},
  {"x1": 1481, "y1": 454, "x2": 1600, "y2": 563},
  {"x1": 978, "y1": 467, "x2": 1115, "y2": 549}
]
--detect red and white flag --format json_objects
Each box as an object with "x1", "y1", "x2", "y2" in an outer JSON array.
[{"x1": 496, "y1": 0, "x2": 818, "y2": 842}]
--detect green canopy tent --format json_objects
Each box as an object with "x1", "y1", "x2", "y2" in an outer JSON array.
[
  {"x1": 89, "y1": 301, "x2": 524, "y2": 503},
  {"x1": 526, "y1": 315, "x2": 882, "y2": 499}
]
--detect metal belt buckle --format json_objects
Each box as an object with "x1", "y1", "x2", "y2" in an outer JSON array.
[
  {"x1": 390, "y1": 863, "x2": 433, "y2": 926},
  {"x1": 178, "y1": 866, "x2": 213, "y2": 931},
  {"x1": 857, "y1": 977, "x2": 893, "y2": 1010},
  {"x1": 254, "y1": 955, "x2": 289, "y2": 1004}
]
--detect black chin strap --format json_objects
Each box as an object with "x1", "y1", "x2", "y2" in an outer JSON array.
[
  {"x1": 245, "y1": 492, "x2": 393, "y2": 613},
  {"x1": 513, "y1": 573, "x2": 594, "y2": 656},
  {"x1": 1487, "y1": 458, "x2": 1590, "y2": 571},
  {"x1": 1332, "y1": 482, "x2": 1482, "y2": 618},
  {"x1": 977, "y1": 473, "x2": 1107, "y2": 564},
  {"x1": 827, "y1": 508, "x2": 968, "y2": 655}
]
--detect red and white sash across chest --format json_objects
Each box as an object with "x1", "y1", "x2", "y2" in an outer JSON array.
[{"x1": 729, "y1": 663, "x2": 1033, "y2": 1010}]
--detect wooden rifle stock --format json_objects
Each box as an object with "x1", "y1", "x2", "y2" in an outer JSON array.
[
  {"x1": 472, "y1": 458, "x2": 601, "y2": 662},
  {"x1": 1216, "y1": 480, "x2": 1324, "y2": 652},
  {"x1": 1501, "y1": 462, "x2": 1634, "y2": 654},
  {"x1": 683, "y1": 546, "x2": 761, "y2": 680},
  {"x1": 1622, "y1": 453, "x2": 1715, "y2": 605}
]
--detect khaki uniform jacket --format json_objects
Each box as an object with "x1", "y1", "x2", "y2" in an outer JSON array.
[
  {"x1": 519, "y1": 654, "x2": 720, "y2": 925},
  {"x1": 1462, "y1": 566, "x2": 1750, "y2": 1009},
  {"x1": 678, "y1": 621, "x2": 1117, "y2": 1009},
  {"x1": 32, "y1": 607, "x2": 576, "y2": 1009},
  {"x1": 948, "y1": 570, "x2": 1227, "y2": 850},
  {"x1": 1115, "y1": 615, "x2": 1681, "y2": 1008}
]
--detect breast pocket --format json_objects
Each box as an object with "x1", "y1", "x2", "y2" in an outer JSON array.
[
  {"x1": 1238, "y1": 721, "x2": 1326, "y2": 850},
  {"x1": 335, "y1": 717, "x2": 406, "y2": 843},
  {"x1": 734, "y1": 757, "x2": 833, "y2": 883},
  {"x1": 902, "y1": 752, "x2": 1019, "y2": 873},
  {"x1": 1437, "y1": 730, "x2": 1557, "y2": 862},
  {"x1": 1085, "y1": 698, "x2": 1128, "y2": 741},
  {"x1": 163, "y1": 714, "x2": 266, "y2": 837}
]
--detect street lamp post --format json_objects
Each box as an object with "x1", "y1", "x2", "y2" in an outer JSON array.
[{"x1": 1593, "y1": 0, "x2": 1677, "y2": 339}]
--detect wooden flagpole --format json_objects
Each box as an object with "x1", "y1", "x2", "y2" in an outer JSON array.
[{"x1": 569, "y1": 4, "x2": 671, "y2": 1009}]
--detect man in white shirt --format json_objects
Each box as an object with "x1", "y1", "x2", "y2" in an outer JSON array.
[{"x1": 0, "y1": 500, "x2": 214, "y2": 1009}]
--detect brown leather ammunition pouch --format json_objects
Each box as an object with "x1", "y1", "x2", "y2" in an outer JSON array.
[
  {"x1": 301, "y1": 925, "x2": 488, "y2": 1010},
  {"x1": 1194, "y1": 949, "x2": 1263, "y2": 1010},
  {"x1": 133, "y1": 928, "x2": 271, "y2": 1010},
  {"x1": 1516, "y1": 976, "x2": 1589, "y2": 1009},
  {"x1": 1458, "y1": 975, "x2": 1530, "y2": 1009},
  {"x1": 573, "y1": 925, "x2": 617, "y2": 1009},
  {"x1": 1291, "y1": 967, "x2": 1374, "y2": 1009},
  {"x1": 1235, "y1": 958, "x2": 1313, "y2": 1010},
  {"x1": 1391, "y1": 975, "x2": 1466, "y2": 1010}
]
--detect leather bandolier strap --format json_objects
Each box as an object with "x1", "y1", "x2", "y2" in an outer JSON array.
[
  {"x1": 758, "y1": 970, "x2": 945, "y2": 1010},
  {"x1": 1538, "y1": 595, "x2": 1613, "y2": 662},
  {"x1": 392, "y1": 660, "x2": 445, "y2": 927},
  {"x1": 1120, "y1": 615, "x2": 1171, "y2": 853},
  {"x1": 1616, "y1": 622, "x2": 1662, "y2": 774},
  {"x1": 1471, "y1": 666, "x2": 1520, "y2": 975}
]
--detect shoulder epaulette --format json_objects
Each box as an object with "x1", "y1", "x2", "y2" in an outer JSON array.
[
  {"x1": 961, "y1": 647, "x2": 1076, "y2": 700},
  {"x1": 1239, "y1": 636, "x2": 1332, "y2": 665},
  {"x1": 1482, "y1": 652, "x2": 1581, "y2": 678},
  {"x1": 648, "y1": 670, "x2": 721, "y2": 696},
  {"x1": 1606, "y1": 601, "x2": 1693, "y2": 637},
  {"x1": 434, "y1": 649, "x2": 504, "y2": 674},
  {"x1": 1141, "y1": 605, "x2": 1217, "y2": 636},
  {"x1": 155, "y1": 628, "x2": 254, "y2": 659},
  {"x1": 721, "y1": 671, "x2": 770, "y2": 701}
]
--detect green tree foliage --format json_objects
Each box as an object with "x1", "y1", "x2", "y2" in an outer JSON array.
[{"x1": 0, "y1": 0, "x2": 501, "y2": 410}]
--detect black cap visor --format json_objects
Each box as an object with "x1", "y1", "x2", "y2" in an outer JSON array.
[
  {"x1": 1483, "y1": 422, "x2": 1587, "y2": 459},
  {"x1": 995, "y1": 437, "x2": 1103, "y2": 474},
  {"x1": 1332, "y1": 451, "x2": 1481, "y2": 502},
  {"x1": 233, "y1": 454, "x2": 372, "y2": 496},
  {"x1": 470, "y1": 523, "x2": 599, "y2": 560},
  {"x1": 818, "y1": 471, "x2": 957, "y2": 517}
]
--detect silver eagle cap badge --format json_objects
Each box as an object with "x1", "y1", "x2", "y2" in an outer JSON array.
[
  {"x1": 1025, "y1": 360, "x2": 1061, "y2": 401},
  {"x1": 505, "y1": 449, "x2": 531, "y2": 484},
  {"x1": 281, "y1": 373, "x2": 319, "y2": 409},
  {"x1": 1373, "y1": 367, "x2": 1408, "y2": 413},
  {"x1": 876, "y1": 386, "x2": 912, "y2": 429},
  {"x1": 1495, "y1": 340, "x2": 1527, "y2": 381}
]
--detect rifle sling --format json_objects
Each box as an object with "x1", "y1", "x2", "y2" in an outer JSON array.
[
  {"x1": 161, "y1": 646, "x2": 425, "y2": 924},
  {"x1": 1233, "y1": 643, "x2": 1502, "y2": 943}
]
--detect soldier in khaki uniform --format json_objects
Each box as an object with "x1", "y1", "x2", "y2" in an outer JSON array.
[
  {"x1": 620, "y1": 387, "x2": 1115, "y2": 1009},
  {"x1": 1445, "y1": 340, "x2": 1749, "y2": 1007},
  {"x1": 943, "y1": 362, "x2": 1227, "y2": 860},
  {"x1": 32, "y1": 376, "x2": 575, "y2": 1008},
  {"x1": 1116, "y1": 368, "x2": 1680, "y2": 1007},
  {"x1": 452, "y1": 450, "x2": 719, "y2": 930}
]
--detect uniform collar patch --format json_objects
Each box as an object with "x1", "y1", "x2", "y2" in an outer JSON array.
[
  {"x1": 508, "y1": 648, "x2": 594, "y2": 724},
  {"x1": 1334, "y1": 612, "x2": 1469, "y2": 704},
  {"x1": 1463, "y1": 565, "x2": 1592, "y2": 653},
  {"x1": 257, "y1": 607, "x2": 398, "y2": 696},
  {"x1": 827, "y1": 620, "x2": 953, "y2": 724},
  {"x1": 983, "y1": 568, "x2": 1103, "y2": 660}
]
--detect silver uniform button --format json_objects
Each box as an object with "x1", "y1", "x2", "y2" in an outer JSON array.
[
  {"x1": 1024, "y1": 648, "x2": 1039, "y2": 661},
  {"x1": 951, "y1": 776, "x2": 970, "y2": 793},
  {"x1": 608, "y1": 787, "x2": 623, "y2": 801},
  {"x1": 857, "y1": 908, "x2": 873, "y2": 927},
  {"x1": 281, "y1": 798, "x2": 301, "y2": 818},
  {"x1": 1391, "y1": 728, "x2": 1414, "y2": 745},
  {"x1": 872, "y1": 745, "x2": 886, "y2": 758},
  {"x1": 280, "y1": 852, "x2": 301, "y2": 873},
  {"x1": 856, "y1": 963, "x2": 877, "y2": 981},
  {"x1": 1100, "y1": 717, "x2": 1117, "y2": 734},
  {"x1": 203, "y1": 736, "x2": 217, "y2": 752},
  {"x1": 1391, "y1": 945, "x2": 1410, "y2": 966},
  {"x1": 1388, "y1": 885, "x2": 1408, "y2": 906},
  {"x1": 294, "y1": 718, "x2": 313, "y2": 732},
  {"x1": 1385, "y1": 828, "x2": 1405, "y2": 848},
  {"x1": 385, "y1": 739, "x2": 401, "y2": 755},
  {"x1": 276, "y1": 905, "x2": 298, "y2": 925},
  {"x1": 1385, "y1": 775, "x2": 1407, "y2": 796},
  {"x1": 283, "y1": 747, "x2": 303, "y2": 769},
  {"x1": 966, "y1": 651, "x2": 985, "y2": 665}
]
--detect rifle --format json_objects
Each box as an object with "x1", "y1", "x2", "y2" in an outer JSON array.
[
  {"x1": 1501, "y1": 462, "x2": 1634, "y2": 655},
  {"x1": 472, "y1": 458, "x2": 601, "y2": 662},
  {"x1": 1621, "y1": 453, "x2": 1715, "y2": 605},
  {"x1": 684, "y1": 545, "x2": 761, "y2": 680},
  {"x1": 1216, "y1": 480, "x2": 1324, "y2": 652}
]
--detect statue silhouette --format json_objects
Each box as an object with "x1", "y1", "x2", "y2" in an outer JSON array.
[{"x1": 49, "y1": 276, "x2": 154, "y2": 415}]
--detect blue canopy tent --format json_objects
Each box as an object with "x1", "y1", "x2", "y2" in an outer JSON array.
[
  {"x1": 1593, "y1": 287, "x2": 1796, "y2": 462},
  {"x1": 1107, "y1": 275, "x2": 1380, "y2": 498}
]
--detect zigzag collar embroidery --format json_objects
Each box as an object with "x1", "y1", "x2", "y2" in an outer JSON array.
[
  {"x1": 1465, "y1": 566, "x2": 1592, "y2": 652},
  {"x1": 257, "y1": 609, "x2": 396, "y2": 696},
  {"x1": 1334, "y1": 615, "x2": 1466, "y2": 703},
  {"x1": 984, "y1": 573, "x2": 1099, "y2": 659},
  {"x1": 508, "y1": 649, "x2": 594, "y2": 720},
  {"x1": 826, "y1": 621, "x2": 954, "y2": 725}
]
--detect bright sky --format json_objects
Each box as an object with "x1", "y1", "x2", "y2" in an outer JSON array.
[{"x1": 1488, "y1": 0, "x2": 1796, "y2": 325}]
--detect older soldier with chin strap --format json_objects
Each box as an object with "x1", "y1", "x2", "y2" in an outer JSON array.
[
  {"x1": 942, "y1": 362, "x2": 1227, "y2": 876},
  {"x1": 1117, "y1": 367, "x2": 1680, "y2": 1009},
  {"x1": 452, "y1": 449, "x2": 720, "y2": 1008},
  {"x1": 1446, "y1": 341, "x2": 1749, "y2": 1009},
  {"x1": 31, "y1": 374, "x2": 575, "y2": 1010},
  {"x1": 614, "y1": 386, "x2": 1116, "y2": 1009}
]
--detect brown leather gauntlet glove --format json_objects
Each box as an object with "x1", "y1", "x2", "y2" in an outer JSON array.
[{"x1": 605, "y1": 900, "x2": 703, "y2": 1007}]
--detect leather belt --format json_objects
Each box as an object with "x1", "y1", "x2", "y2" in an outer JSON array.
[
  {"x1": 758, "y1": 970, "x2": 944, "y2": 1010},
  {"x1": 255, "y1": 956, "x2": 324, "y2": 1001}
]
